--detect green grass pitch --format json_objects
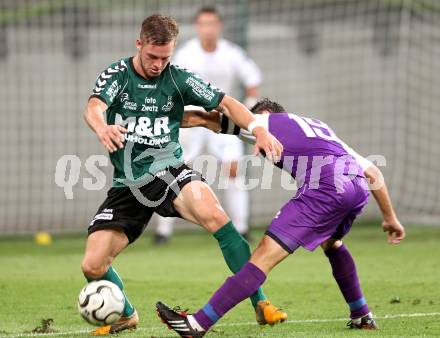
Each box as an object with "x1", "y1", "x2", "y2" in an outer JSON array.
[{"x1": 0, "y1": 224, "x2": 439, "y2": 337}]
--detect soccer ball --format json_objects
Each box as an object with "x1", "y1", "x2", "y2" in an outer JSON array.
[{"x1": 77, "y1": 280, "x2": 125, "y2": 325}]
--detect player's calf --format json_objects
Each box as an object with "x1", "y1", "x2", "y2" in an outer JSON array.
[{"x1": 324, "y1": 243, "x2": 372, "y2": 322}]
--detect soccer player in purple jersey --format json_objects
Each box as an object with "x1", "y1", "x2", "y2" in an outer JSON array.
[{"x1": 156, "y1": 98, "x2": 406, "y2": 337}]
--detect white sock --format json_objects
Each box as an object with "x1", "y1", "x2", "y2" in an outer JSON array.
[
  {"x1": 223, "y1": 176, "x2": 249, "y2": 234},
  {"x1": 187, "y1": 315, "x2": 205, "y2": 332},
  {"x1": 155, "y1": 216, "x2": 174, "y2": 237}
]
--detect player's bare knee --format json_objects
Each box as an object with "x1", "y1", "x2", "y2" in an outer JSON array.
[
  {"x1": 198, "y1": 205, "x2": 229, "y2": 233},
  {"x1": 252, "y1": 236, "x2": 276, "y2": 259},
  {"x1": 321, "y1": 238, "x2": 343, "y2": 252},
  {"x1": 250, "y1": 236, "x2": 288, "y2": 274},
  {"x1": 207, "y1": 209, "x2": 229, "y2": 232},
  {"x1": 332, "y1": 240, "x2": 343, "y2": 250},
  {"x1": 249, "y1": 241, "x2": 269, "y2": 270},
  {"x1": 81, "y1": 258, "x2": 108, "y2": 279}
]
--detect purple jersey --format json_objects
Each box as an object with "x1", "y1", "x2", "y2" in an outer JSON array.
[
  {"x1": 224, "y1": 112, "x2": 371, "y2": 190},
  {"x1": 220, "y1": 112, "x2": 371, "y2": 251}
]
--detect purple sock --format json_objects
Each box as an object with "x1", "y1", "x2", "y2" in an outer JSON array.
[
  {"x1": 325, "y1": 244, "x2": 370, "y2": 319},
  {"x1": 193, "y1": 262, "x2": 266, "y2": 331}
]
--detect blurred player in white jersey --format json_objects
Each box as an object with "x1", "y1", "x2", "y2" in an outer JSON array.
[{"x1": 154, "y1": 6, "x2": 262, "y2": 243}]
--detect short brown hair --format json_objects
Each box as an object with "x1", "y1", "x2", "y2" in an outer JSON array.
[
  {"x1": 250, "y1": 98, "x2": 286, "y2": 114},
  {"x1": 194, "y1": 6, "x2": 223, "y2": 22},
  {"x1": 140, "y1": 14, "x2": 179, "y2": 45}
]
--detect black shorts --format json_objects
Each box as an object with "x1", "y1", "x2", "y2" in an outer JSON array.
[{"x1": 88, "y1": 164, "x2": 205, "y2": 243}]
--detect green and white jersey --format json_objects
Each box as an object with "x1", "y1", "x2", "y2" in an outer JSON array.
[{"x1": 90, "y1": 57, "x2": 224, "y2": 187}]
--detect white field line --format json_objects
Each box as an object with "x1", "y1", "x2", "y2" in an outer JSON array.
[{"x1": 2, "y1": 312, "x2": 439, "y2": 338}]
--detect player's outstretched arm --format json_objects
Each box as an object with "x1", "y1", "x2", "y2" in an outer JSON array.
[
  {"x1": 364, "y1": 164, "x2": 405, "y2": 244},
  {"x1": 218, "y1": 95, "x2": 283, "y2": 162},
  {"x1": 84, "y1": 98, "x2": 127, "y2": 153},
  {"x1": 180, "y1": 110, "x2": 222, "y2": 132}
]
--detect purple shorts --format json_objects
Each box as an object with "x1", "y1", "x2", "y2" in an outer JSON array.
[{"x1": 266, "y1": 176, "x2": 369, "y2": 253}]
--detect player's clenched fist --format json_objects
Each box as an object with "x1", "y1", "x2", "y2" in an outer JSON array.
[
  {"x1": 95, "y1": 125, "x2": 127, "y2": 153},
  {"x1": 252, "y1": 126, "x2": 283, "y2": 163}
]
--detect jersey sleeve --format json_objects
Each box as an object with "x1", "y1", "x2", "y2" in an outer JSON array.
[
  {"x1": 232, "y1": 46, "x2": 262, "y2": 88},
  {"x1": 89, "y1": 59, "x2": 128, "y2": 106},
  {"x1": 170, "y1": 65, "x2": 225, "y2": 111},
  {"x1": 219, "y1": 113, "x2": 269, "y2": 145}
]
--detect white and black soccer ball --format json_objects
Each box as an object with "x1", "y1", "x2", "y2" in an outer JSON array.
[{"x1": 77, "y1": 280, "x2": 125, "y2": 326}]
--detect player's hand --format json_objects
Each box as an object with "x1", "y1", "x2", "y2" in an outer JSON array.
[
  {"x1": 382, "y1": 217, "x2": 405, "y2": 244},
  {"x1": 252, "y1": 126, "x2": 283, "y2": 163},
  {"x1": 95, "y1": 125, "x2": 128, "y2": 153}
]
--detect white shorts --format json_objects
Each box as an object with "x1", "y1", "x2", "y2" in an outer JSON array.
[{"x1": 179, "y1": 127, "x2": 244, "y2": 163}]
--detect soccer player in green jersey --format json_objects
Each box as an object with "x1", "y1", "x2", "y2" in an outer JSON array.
[{"x1": 81, "y1": 14, "x2": 285, "y2": 335}]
